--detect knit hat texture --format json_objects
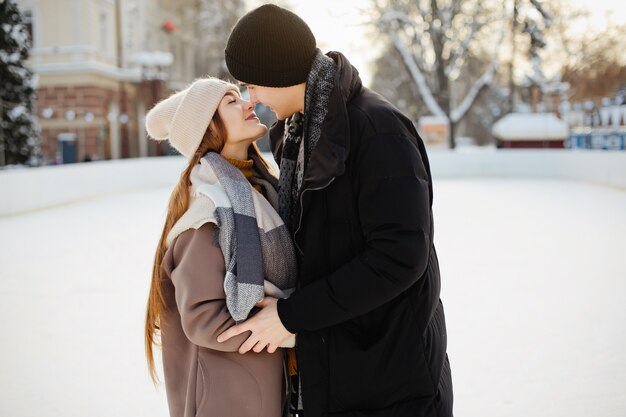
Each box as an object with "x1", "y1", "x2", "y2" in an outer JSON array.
[
  {"x1": 225, "y1": 4, "x2": 317, "y2": 87},
  {"x1": 145, "y1": 78, "x2": 238, "y2": 158}
]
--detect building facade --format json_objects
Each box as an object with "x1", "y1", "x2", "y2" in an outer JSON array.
[{"x1": 15, "y1": 0, "x2": 221, "y2": 163}]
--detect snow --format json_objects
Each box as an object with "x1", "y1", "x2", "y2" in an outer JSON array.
[
  {"x1": 7, "y1": 104, "x2": 26, "y2": 120},
  {"x1": 389, "y1": 31, "x2": 447, "y2": 119},
  {"x1": 449, "y1": 60, "x2": 498, "y2": 124},
  {"x1": 10, "y1": 24, "x2": 29, "y2": 48},
  {"x1": 0, "y1": 175, "x2": 625, "y2": 416},
  {"x1": 0, "y1": 50, "x2": 20, "y2": 64},
  {"x1": 435, "y1": 179, "x2": 626, "y2": 417},
  {"x1": 445, "y1": 18, "x2": 479, "y2": 80},
  {"x1": 381, "y1": 5, "x2": 506, "y2": 125},
  {"x1": 0, "y1": 189, "x2": 170, "y2": 417},
  {"x1": 492, "y1": 112, "x2": 569, "y2": 140},
  {"x1": 0, "y1": 157, "x2": 187, "y2": 216}
]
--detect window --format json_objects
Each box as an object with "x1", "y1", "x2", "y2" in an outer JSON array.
[{"x1": 100, "y1": 10, "x2": 108, "y2": 53}]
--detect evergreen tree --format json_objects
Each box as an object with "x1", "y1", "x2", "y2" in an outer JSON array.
[{"x1": 0, "y1": 0, "x2": 39, "y2": 166}]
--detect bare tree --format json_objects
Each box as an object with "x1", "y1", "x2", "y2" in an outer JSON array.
[
  {"x1": 506, "y1": 0, "x2": 554, "y2": 111},
  {"x1": 560, "y1": 23, "x2": 626, "y2": 102},
  {"x1": 539, "y1": 0, "x2": 626, "y2": 102},
  {"x1": 194, "y1": 0, "x2": 246, "y2": 80},
  {"x1": 369, "y1": 0, "x2": 506, "y2": 148}
]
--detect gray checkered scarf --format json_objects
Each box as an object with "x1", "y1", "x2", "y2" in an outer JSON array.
[
  {"x1": 186, "y1": 152, "x2": 297, "y2": 322},
  {"x1": 278, "y1": 51, "x2": 337, "y2": 231}
]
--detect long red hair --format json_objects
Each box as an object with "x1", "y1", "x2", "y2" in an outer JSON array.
[
  {"x1": 145, "y1": 114, "x2": 227, "y2": 383},
  {"x1": 145, "y1": 113, "x2": 272, "y2": 383}
]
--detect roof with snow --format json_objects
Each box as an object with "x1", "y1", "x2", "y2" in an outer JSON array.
[
  {"x1": 419, "y1": 116, "x2": 449, "y2": 126},
  {"x1": 492, "y1": 112, "x2": 569, "y2": 141}
]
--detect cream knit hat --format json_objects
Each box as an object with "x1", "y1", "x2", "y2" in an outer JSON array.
[{"x1": 145, "y1": 77, "x2": 239, "y2": 158}]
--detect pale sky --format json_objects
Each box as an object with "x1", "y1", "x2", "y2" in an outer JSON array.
[
  {"x1": 287, "y1": 2, "x2": 376, "y2": 85},
  {"x1": 256, "y1": 0, "x2": 626, "y2": 87}
]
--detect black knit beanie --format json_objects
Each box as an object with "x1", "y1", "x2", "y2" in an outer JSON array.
[{"x1": 225, "y1": 4, "x2": 317, "y2": 87}]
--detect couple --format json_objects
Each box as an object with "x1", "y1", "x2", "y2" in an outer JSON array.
[{"x1": 144, "y1": 4, "x2": 453, "y2": 417}]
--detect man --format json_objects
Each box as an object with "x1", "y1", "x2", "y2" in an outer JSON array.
[{"x1": 217, "y1": 4, "x2": 453, "y2": 416}]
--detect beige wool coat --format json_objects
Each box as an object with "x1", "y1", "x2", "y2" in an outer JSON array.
[
  {"x1": 159, "y1": 164, "x2": 288, "y2": 417},
  {"x1": 160, "y1": 223, "x2": 286, "y2": 417}
]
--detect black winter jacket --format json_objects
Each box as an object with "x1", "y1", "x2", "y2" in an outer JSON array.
[{"x1": 273, "y1": 52, "x2": 453, "y2": 417}]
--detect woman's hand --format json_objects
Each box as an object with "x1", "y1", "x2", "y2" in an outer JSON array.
[{"x1": 217, "y1": 297, "x2": 294, "y2": 354}]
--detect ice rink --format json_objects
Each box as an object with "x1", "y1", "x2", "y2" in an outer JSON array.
[{"x1": 1, "y1": 178, "x2": 625, "y2": 416}]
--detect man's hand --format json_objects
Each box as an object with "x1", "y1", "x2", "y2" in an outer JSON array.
[{"x1": 217, "y1": 297, "x2": 294, "y2": 354}]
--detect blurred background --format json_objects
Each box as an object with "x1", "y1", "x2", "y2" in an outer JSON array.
[
  {"x1": 2, "y1": 0, "x2": 626, "y2": 165},
  {"x1": 1, "y1": 1, "x2": 625, "y2": 417}
]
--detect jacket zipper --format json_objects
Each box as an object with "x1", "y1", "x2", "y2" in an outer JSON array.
[{"x1": 293, "y1": 177, "x2": 336, "y2": 255}]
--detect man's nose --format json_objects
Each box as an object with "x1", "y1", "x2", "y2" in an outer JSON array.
[
  {"x1": 248, "y1": 89, "x2": 258, "y2": 104},
  {"x1": 243, "y1": 99, "x2": 255, "y2": 111}
]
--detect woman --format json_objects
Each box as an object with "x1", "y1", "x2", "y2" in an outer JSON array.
[{"x1": 144, "y1": 77, "x2": 297, "y2": 417}]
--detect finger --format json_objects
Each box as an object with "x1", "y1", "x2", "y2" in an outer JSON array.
[
  {"x1": 267, "y1": 344, "x2": 277, "y2": 354},
  {"x1": 217, "y1": 324, "x2": 248, "y2": 343},
  {"x1": 239, "y1": 334, "x2": 258, "y2": 354},
  {"x1": 255, "y1": 297, "x2": 270, "y2": 307},
  {"x1": 252, "y1": 341, "x2": 266, "y2": 353}
]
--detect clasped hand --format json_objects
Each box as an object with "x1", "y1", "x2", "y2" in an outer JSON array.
[{"x1": 217, "y1": 297, "x2": 295, "y2": 354}]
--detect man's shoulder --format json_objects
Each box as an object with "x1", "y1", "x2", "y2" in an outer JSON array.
[
  {"x1": 347, "y1": 87, "x2": 416, "y2": 137},
  {"x1": 347, "y1": 87, "x2": 394, "y2": 118}
]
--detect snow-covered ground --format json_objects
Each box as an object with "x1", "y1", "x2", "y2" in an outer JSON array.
[{"x1": 0, "y1": 178, "x2": 625, "y2": 417}]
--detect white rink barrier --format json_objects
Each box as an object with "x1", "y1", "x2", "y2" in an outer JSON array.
[
  {"x1": 0, "y1": 156, "x2": 187, "y2": 216},
  {"x1": 1, "y1": 150, "x2": 625, "y2": 216},
  {"x1": 427, "y1": 149, "x2": 626, "y2": 188}
]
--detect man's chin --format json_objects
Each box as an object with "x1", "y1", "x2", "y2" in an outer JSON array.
[{"x1": 275, "y1": 111, "x2": 295, "y2": 121}]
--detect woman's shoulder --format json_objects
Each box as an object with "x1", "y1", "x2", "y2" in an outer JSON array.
[
  {"x1": 171, "y1": 222, "x2": 219, "y2": 258},
  {"x1": 163, "y1": 222, "x2": 221, "y2": 274},
  {"x1": 166, "y1": 196, "x2": 218, "y2": 247}
]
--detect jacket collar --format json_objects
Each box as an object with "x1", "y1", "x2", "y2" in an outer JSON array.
[{"x1": 270, "y1": 51, "x2": 362, "y2": 190}]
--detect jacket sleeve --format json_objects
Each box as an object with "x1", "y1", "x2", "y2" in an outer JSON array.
[
  {"x1": 169, "y1": 223, "x2": 251, "y2": 351},
  {"x1": 277, "y1": 133, "x2": 432, "y2": 333}
]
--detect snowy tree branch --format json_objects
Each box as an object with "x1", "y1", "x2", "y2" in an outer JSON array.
[
  {"x1": 450, "y1": 16, "x2": 506, "y2": 123},
  {"x1": 380, "y1": 9, "x2": 422, "y2": 29},
  {"x1": 445, "y1": 1, "x2": 483, "y2": 79},
  {"x1": 449, "y1": 60, "x2": 496, "y2": 123},
  {"x1": 390, "y1": 32, "x2": 447, "y2": 118},
  {"x1": 445, "y1": 19, "x2": 479, "y2": 80},
  {"x1": 528, "y1": 0, "x2": 553, "y2": 26}
]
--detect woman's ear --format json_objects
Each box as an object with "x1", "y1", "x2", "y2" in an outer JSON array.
[{"x1": 208, "y1": 120, "x2": 215, "y2": 134}]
